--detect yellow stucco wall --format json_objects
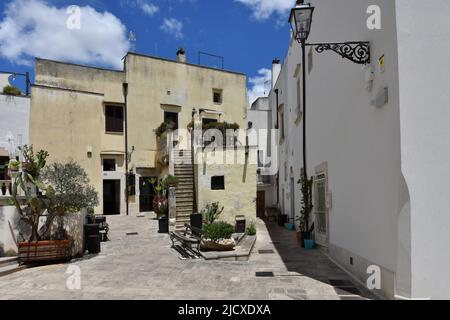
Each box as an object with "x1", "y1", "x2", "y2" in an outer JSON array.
[
  {"x1": 195, "y1": 147, "x2": 257, "y2": 226},
  {"x1": 29, "y1": 86, "x2": 106, "y2": 212},
  {"x1": 35, "y1": 58, "x2": 125, "y2": 102},
  {"x1": 125, "y1": 53, "x2": 248, "y2": 167}
]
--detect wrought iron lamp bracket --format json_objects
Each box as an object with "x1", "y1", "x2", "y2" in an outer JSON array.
[{"x1": 306, "y1": 42, "x2": 371, "y2": 65}]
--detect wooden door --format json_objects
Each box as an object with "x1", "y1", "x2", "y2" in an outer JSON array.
[
  {"x1": 139, "y1": 177, "x2": 156, "y2": 212},
  {"x1": 257, "y1": 191, "x2": 265, "y2": 218},
  {"x1": 103, "y1": 180, "x2": 120, "y2": 215}
]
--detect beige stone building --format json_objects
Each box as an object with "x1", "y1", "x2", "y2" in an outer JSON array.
[{"x1": 29, "y1": 50, "x2": 256, "y2": 227}]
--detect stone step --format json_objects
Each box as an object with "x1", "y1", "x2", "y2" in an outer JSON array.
[
  {"x1": 173, "y1": 156, "x2": 192, "y2": 160},
  {"x1": 0, "y1": 263, "x2": 26, "y2": 278},
  {"x1": 176, "y1": 190, "x2": 194, "y2": 195},
  {"x1": 0, "y1": 257, "x2": 18, "y2": 268},
  {"x1": 177, "y1": 198, "x2": 194, "y2": 207},
  {"x1": 177, "y1": 209, "x2": 194, "y2": 214},
  {"x1": 176, "y1": 196, "x2": 194, "y2": 201}
]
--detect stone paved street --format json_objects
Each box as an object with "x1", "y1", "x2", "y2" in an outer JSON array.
[{"x1": 0, "y1": 215, "x2": 377, "y2": 300}]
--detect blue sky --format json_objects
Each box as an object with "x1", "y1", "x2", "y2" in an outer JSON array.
[{"x1": 0, "y1": 0, "x2": 297, "y2": 104}]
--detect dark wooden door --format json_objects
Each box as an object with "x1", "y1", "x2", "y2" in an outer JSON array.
[
  {"x1": 257, "y1": 191, "x2": 265, "y2": 218},
  {"x1": 139, "y1": 177, "x2": 155, "y2": 212},
  {"x1": 103, "y1": 180, "x2": 120, "y2": 215}
]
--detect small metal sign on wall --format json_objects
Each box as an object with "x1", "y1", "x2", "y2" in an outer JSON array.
[{"x1": 378, "y1": 54, "x2": 385, "y2": 73}]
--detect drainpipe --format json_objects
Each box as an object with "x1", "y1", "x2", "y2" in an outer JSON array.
[
  {"x1": 191, "y1": 108, "x2": 198, "y2": 213},
  {"x1": 274, "y1": 89, "x2": 279, "y2": 129},
  {"x1": 25, "y1": 72, "x2": 30, "y2": 96},
  {"x1": 123, "y1": 82, "x2": 129, "y2": 216},
  {"x1": 274, "y1": 89, "x2": 279, "y2": 205}
]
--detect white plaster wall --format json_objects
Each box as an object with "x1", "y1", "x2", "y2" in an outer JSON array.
[
  {"x1": 271, "y1": 0, "x2": 403, "y2": 298},
  {"x1": 395, "y1": 0, "x2": 450, "y2": 299},
  {"x1": 0, "y1": 205, "x2": 20, "y2": 255},
  {"x1": 0, "y1": 94, "x2": 30, "y2": 153},
  {"x1": 305, "y1": 0, "x2": 401, "y2": 274}
]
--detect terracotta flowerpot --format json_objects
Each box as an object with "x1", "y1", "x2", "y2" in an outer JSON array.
[{"x1": 18, "y1": 240, "x2": 72, "y2": 264}]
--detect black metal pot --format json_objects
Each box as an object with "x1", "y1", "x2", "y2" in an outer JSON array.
[
  {"x1": 277, "y1": 214, "x2": 288, "y2": 226},
  {"x1": 158, "y1": 216, "x2": 169, "y2": 233}
]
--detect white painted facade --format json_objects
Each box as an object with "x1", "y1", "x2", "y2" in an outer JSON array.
[
  {"x1": 0, "y1": 94, "x2": 30, "y2": 157},
  {"x1": 266, "y1": 0, "x2": 450, "y2": 299},
  {"x1": 248, "y1": 97, "x2": 274, "y2": 208}
]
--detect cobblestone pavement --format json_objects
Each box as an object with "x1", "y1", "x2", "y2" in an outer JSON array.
[{"x1": 0, "y1": 215, "x2": 377, "y2": 300}]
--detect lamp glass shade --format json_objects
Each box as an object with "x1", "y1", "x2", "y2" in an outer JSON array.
[{"x1": 289, "y1": 5, "x2": 314, "y2": 43}]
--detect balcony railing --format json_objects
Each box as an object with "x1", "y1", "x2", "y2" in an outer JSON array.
[{"x1": 0, "y1": 180, "x2": 12, "y2": 197}]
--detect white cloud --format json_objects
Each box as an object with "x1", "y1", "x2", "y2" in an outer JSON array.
[
  {"x1": 139, "y1": 1, "x2": 159, "y2": 16},
  {"x1": 235, "y1": 0, "x2": 296, "y2": 20},
  {"x1": 160, "y1": 18, "x2": 184, "y2": 39},
  {"x1": 0, "y1": 0, "x2": 130, "y2": 69},
  {"x1": 248, "y1": 68, "x2": 272, "y2": 106}
]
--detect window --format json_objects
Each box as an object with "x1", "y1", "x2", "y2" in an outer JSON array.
[
  {"x1": 202, "y1": 118, "x2": 218, "y2": 127},
  {"x1": 105, "y1": 105, "x2": 124, "y2": 133},
  {"x1": 103, "y1": 159, "x2": 116, "y2": 171},
  {"x1": 280, "y1": 111, "x2": 285, "y2": 140},
  {"x1": 211, "y1": 176, "x2": 225, "y2": 190},
  {"x1": 213, "y1": 89, "x2": 223, "y2": 104},
  {"x1": 164, "y1": 111, "x2": 179, "y2": 130}
]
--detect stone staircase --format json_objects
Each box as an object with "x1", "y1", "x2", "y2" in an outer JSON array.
[{"x1": 173, "y1": 150, "x2": 195, "y2": 229}]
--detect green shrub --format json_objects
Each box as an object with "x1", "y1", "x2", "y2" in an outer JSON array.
[
  {"x1": 163, "y1": 174, "x2": 179, "y2": 187},
  {"x1": 3, "y1": 85, "x2": 21, "y2": 96},
  {"x1": 246, "y1": 221, "x2": 256, "y2": 236},
  {"x1": 201, "y1": 202, "x2": 224, "y2": 225},
  {"x1": 5, "y1": 249, "x2": 17, "y2": 257},
  {"x1": 8, "y1": 159, "x2": 20, "y2": 170},
  {"x1": 41, "y1": 161, "x2": 99, "y2": 214},
  {"x1": 202, "y1": 221, "x2": 235, "y2": 241},
  {"x1": 155, "y1": 121, "x2": 176, "y2": 137}
]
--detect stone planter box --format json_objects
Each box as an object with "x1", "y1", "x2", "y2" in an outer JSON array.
[
  {"x1": 201, "y1": 239, "x2": 235, "y2": 252},
  {"x1": 18, "y1": 240, "x2": 72, "y2": 264}
]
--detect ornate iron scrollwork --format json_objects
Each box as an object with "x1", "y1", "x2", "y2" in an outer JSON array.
[{"x1": 309, "y1": 42, "x2": 371, "y2": 65}]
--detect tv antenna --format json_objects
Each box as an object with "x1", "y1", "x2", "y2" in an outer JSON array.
[{"x1": 128, "y1": 31, "x2": 137, "y2": 52}]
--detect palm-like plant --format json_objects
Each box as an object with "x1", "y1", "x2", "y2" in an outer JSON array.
[{"x1": 201, "y1": 202, "x2": 224, "y2": 225}]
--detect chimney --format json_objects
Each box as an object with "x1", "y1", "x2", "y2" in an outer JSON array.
[
  {"x1": 176, "y1": 48, "x2": 186, "y2": 63},
  {"x1": 272, "y1": 58, "x2": 281, "y2": 89}
]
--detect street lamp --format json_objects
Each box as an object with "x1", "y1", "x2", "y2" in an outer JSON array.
[{"x1": 289, "y1": 1, "x2": 314, "y2": 44}]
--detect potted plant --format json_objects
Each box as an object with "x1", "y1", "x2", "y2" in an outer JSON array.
[
  {"x1": 164, "y1": 174, "x2": 179, "y2": 188},
  {"x1": 201, "y1": 202, "x2": 224, "y2": 225},
  {"x1": 7, "y1": 159, "x2": 20, "y2": 178},
  {"x1": 11, "y1": 147, "x2": 98, "y2": 264},
  {"x1": 3, "y1": 85, "x2": 21, "y2": 96},
  {"x1": 296, "y1": 171, "x2": 314, "y2": 248}
]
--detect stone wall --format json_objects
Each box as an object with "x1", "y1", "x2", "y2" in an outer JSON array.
[
  {"x1": 195, "y1": 147, "x2": 257, "y2": 226},
  {"x1": 0, "y1": 203, "x2": 85, "y2": 257}
]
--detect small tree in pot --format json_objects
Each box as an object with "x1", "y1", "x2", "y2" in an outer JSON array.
[
  {"x1": 296, "y1": 171, "x2": 314, "y2": 247},
  {"x1": 41, "y1": 161, "x2": 98, "y2": 240},
  {"x1": 11, "y1": 146, "x2": 98, "y2": 263}
]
